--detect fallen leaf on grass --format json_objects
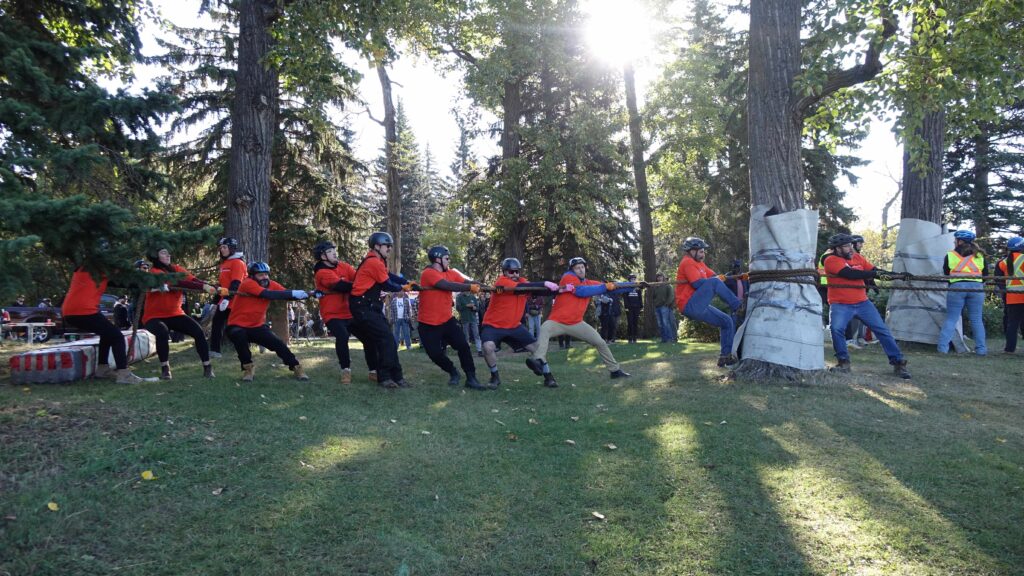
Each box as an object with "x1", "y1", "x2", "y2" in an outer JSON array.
[
  {"x1": 570, "y1": 416, "x2": 580, "y2": 422},
  {"x1": 21, "y1": 387, "x2": 30, "y2": 392},
  {"x1": 996, "y1": 438, "x2": 1007, "y2": 443},
  {"x1": 703, "y1": 422, "x2": 714, "y2": 426},
  {"x1": 204, "y1": 436, "x2": 214, "y2": 442},
  {"x1": 494, "y1": 419, "x2": 506, "y2": 426},
  {"x1": 604, "y1": 444, "x2": 617, "y2": 450},
  {"x1": 141, "y1": 470, "x2": 156, "y2": 481},
  {"x1": 299, "y1": 460, "x2": 316, "y2": 469},
  {"x1": 421, "y1": 430, "x2": 431, "y2": 435},
  {"x1": 528, "y1": 418, "x2": 538, "y2": 425},
  {"x1": 507, "y1": 433, "x2": 518, "y2": 441},
  {"x1": 591, "y1": 511, "x2": 605, "y2": 521},
  {"x1": 212, "y1": 487, "x2": 224, "y2": 496},
  {"x1": 564, "y1": 439, "x2": 576, "y2": 446},
  {"x1": 389, "y1": 419, "x2": 397, "y2": 423},
  {"x1": 961, "y1": 413, "x2": 973, "y2": 420},
  {"x1": 492, "y1": 409, "x2": 500, "y2": 413},
  {"x1": 4, "y1": 514, "x2": 16, "y2": 521},
  {"x1": 47, "y1": 502, "x2": 59, "y2": 512},
  {"x1": 299, "y1": 416, "x2": 307, "y2": 421},
  {"x1": 720, "y1": 420, "x2": 727, "y2": 425}
]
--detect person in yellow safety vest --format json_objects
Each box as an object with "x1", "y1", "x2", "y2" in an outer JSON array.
[
  {"x1": 816, "y1": 245, "x2": 835, "y2": 327},
  {"x1": 937, "y1": 229, "x2": 987, "y2": 356},
  {"x1": 995, "y1": 236, "x2": 1024, "y2": 353}
]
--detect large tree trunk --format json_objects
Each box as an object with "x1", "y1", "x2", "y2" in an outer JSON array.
[
  {"x1": 378, "y1": 65, "x2": 402, "y2": 275},
  {"x1": 500, "y1": 79, "x2": 526, "y2": 261},
  {"x1": 900, "y1": 109, "x2": 946, "y2": 223},
  {"x1": 969, "y1": 130, "x2": 991, "y2": 240},
  {"x1": 624, "y1": 62, "x2": 657, "y2": 339}
]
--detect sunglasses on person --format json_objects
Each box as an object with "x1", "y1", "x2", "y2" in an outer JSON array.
[{"x1": 506, "y1": 269, "x2": 521, "y2": 275}]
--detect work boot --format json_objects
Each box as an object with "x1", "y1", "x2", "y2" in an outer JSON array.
[
  {"x1": 241, "y1": 363, "x2": 255, "y2": 382},
  {"x1": 448, "y1": 368, "x2": 461, "y2": 386},
  {"x1": 368, "y1": 370, "x2": 378, "y2": 383},
  {"x1": 396, "y1": 378, "x2": 413, "y2": 388},
  {"x1": 892, "y1": 360, "x2": 911, "y2": 379},
  {"x1": 292, "y1": 365, "x2": 309, "y2": 381},
  {"x1": 115, "y1": 369, "x2": 144, "y2": 385},
  {"x1": 488, "y1": 372, "x2": 501, "y2": 389},
  {"x1": 525, "y1": 358, "x2": 546, "y2": 376},
  {"x1": 209, "y1": 351, "x2": 222, "y2": 359},
  {"x1": 717, "y1": 354, "x2": 739, "y2": 367},
  {"x1": 160, "y1": 364, "x2": 173, "y2": 380},
  {"x1": 543, "y1": 373, "x2": 558, "y2": 388},
  {"x1": 830, "y1": 359, "x2": 852, "y2": 374},
  {"x1": 465, "y1": 374, "x2": 488, "y2": 390},
  {"x1": 203, "y1": 364, "x2": 215, "y2": 378},
  {"x1": 379, "y1": 379, "x2": 399, "y2": 389},
  {"x1": 340, "y1": 368, "x2": 352, "y2": 385},
  {"x1": 610, "y1": 369, "x2": 631, "y2": 379},
  {"x1": 94, "y1": 364, "x2": 116, "y2": 379}
]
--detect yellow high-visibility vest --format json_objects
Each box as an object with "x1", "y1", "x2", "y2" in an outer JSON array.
[
  {"x1": 947, "y1": 251, "x2": 984, "y2": 283},
  {"x1": 817, "y1": 253, "x2": 829, "y2": 286}
]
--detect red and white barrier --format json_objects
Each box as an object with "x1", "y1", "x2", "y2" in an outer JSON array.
[{"x1": 8, "y1": 330, "x2": 155, "y2": 384}]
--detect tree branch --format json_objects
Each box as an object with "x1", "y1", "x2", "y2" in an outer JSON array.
[
  {"x1": 363, "y1": 106, "x2": 384, "y2": 127},
  {"x1": 434, "y1": 44, "x2": 479, "y2": 67}
]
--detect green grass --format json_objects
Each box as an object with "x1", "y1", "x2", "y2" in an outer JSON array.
[{"x1": 1, "y1": 337, "x2": 1022, "y2": 575}]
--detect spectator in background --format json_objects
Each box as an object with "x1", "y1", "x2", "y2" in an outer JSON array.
[
  {"x1": 526, "y1": 293, "x2": 544, "y2": 338},
  {"x1": 596, "y1": 293, "x2": 614, "y2": 342},
  {"x1": 607, "y1": 290, "x2": 622, "y2": 343},
  {"x1": 456, "y1": 289, "x2": 483, "y2": 356},
  {"x1": 389, "y1": 291, "x2": 415, "y2": 350},
  {"x1": 37, "y1": 297, "x2": 52, "y2": 308},
  {"x1": 623, "y1": 273, "x2": 643, "y2": 343},
  {"x1": 113, "y1": 296, "x2": 131, "y2": 330},
  {"x1": 651, "y1": 273, "x2": 676, "y2": 343},
  {"x1": 11, "y1": 295, "x2": 26, "y2": 307}
]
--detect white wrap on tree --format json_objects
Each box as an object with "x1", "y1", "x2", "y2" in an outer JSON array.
[
  {"x1": 735, "y1": 206, "x2": 825, "y2": 370},
  {"x1": 886, "y1": 219, "x2": 965, "y2": 350}
]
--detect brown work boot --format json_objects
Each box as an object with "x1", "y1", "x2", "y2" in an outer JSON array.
[
  {"x1": 830, "y1": 359, "x2": 852, "y2": 374},
  {"x1": 892, "y1": 360, "x2": 911, "y2": 379},
  {"x1": 241, "y1": 363, "x2": 255, "y2": 382},
  {"x1": 160, "y1": 364, "x2": 173, "y2": 380},
  {"x1": 115, "y1": 369, "x2": 144, "y2": 385},
  {"x1": 292, "y1": 365, "x2": 309, "y2": 381},
  {"x1": 368, "y1": 370, "x2": 378, "y2": 383},
  {"x1": 340, "y1": 368, "x2": 352, "y2": 385},
  {"x1": 94, "y1": 364, "x2": 116, "y2": 379}
]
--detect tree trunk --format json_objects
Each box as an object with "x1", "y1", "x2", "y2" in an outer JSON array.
[
  {"x1": 500, "y1": 78, "x2": 526, "y2": 261},
  {"x1": 624, "y1": 62, "x2": 657, "y2": 338},
  {"x1": 378, "y1": 65, "x2": 402, "y2": 275},
  {"x1": 970, "y1": 131, "x2": 991, "y2": 240},
  {"x1": 900, "y1": 109, "x2": 946, "y2": 224}
]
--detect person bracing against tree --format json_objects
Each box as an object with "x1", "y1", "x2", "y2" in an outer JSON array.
[
  {"x1": 348, "y1": 232, "x2": 410, "y2": 389},
  {"x1": 937, "y1": 229, "x2": 987, "y2": 356},
  {"x1": 823, "y1": 233, "x2": 910, "y2": 378},
  {"x1": 143, "y1": 246, "x2": 226, "y2": 380},
  {"x1": 312, "y1": 240, "x2": 378, "y2": 384},
  {"x1": 995, "y1": 236, "x2": 1024, "y2": 353},
  {"x1": 226, "y1": 262, "x2": 311, "y2": 382},
  {"x1": 481, "y1": 257, "x2": 560, "y2": 388},
  {"x1": 62, "y1": 267, "x2": 144, "y2": 384},
  {"x1": 417, "y1": 245, "x2": 487, "y2": 390},
  {"x1": 526, "y1": 257, "x2": 632, "y2": 387},
  {"x1": 675, "y1": 237, "x2": 743, "y2": 367},
  {"x1": 208, "y1": 237, "x2": 247, "y2": 359}
]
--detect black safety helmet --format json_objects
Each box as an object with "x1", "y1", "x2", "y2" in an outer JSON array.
[
  {"x1": 218, "y1": 237, "x2": 239, "y2": 250},
  {"x1": 313, "y1": 241, "x2": 336, "y2": 261},
  {"x1": 501, "y1": 257, "x2": 522, "y2": 271},
  {"x1": 368, "y1": 231, "x2": 394, "y2": 248},
  {"x1": 427, "y1": 245, "x2": 450, "y2": 263},
  {"x1": 248, "y1": 261, "x2": 271, "y2": 275},
  {"x1": 682, "y1": 237, "x2": 710, "y2": 251},
  {"x1": 828, "y1": 233, "x2": 855, "y2": 249},
  {"x1": 134, "y1": 259, "x2": 149, "y2": 269},
  {"x1": 568, "y1": 257, "x2": 587, "y2": 268},
  {"x1": 851, "y1": 234, "x2": 865, "y2": 244}
]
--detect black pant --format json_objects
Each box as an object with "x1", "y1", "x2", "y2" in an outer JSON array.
[
  {"x1": 626, "y1": 309, "x2": 641, "y2": 341},
  {"x1": 418, "y1": 318, "x2": 476, "y2": 377},
  {"x1": 65, "y1": 313, "x2": 127, "y2": 369},
  {"x1": 144, "y1": 315, "x2": 209, "y2": 363},
  {"x1": 209, "y1": 306, "x2": 230, "y2": 353},
  {"x1": 349, "y1": 302, "x2": 403, "y2": 382},
  {"x1": 326, "y1": 318, "x2": 378, "y2": 371},
  {"x1": 600, "y1": 315, "x2": 615, "y2": 340},
  {"x1": 1005, "y1": 303, "x2": 1024, "y2": 352},
  {"x1": 226, "y1": 324, "x2": 298, "y2": 367}
]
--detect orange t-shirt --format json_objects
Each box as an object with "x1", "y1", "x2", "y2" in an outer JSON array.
[
  {"x1": 548, "y1": 273, "x2": 600, "y2": 325},
  {"x1": 62, "y1": 269, "x2": 108, "y2": 316},
  {"x1": 315, "y1": 262, "x2": 357, "y2": 321},
  {"x1": 824, "y1": 254, "x2": 873, "y2": 305},
  {"x1": 482, "y1": 276, "x2": 529, "y2": 329},
  {"x1": 675, "y1": 257, "x2": 715, "y2": 311},
  {"x1": 418, "y1": 267, "x2": 467, "y2": 326},
  {"x1": 143, "y1": 265, "x2": 195, "y2": 323},
  {"x1": 998, "y1": 255, "x2": 1024, "y2": 305},
  {"x1": 351, "y1": 251, "x2": 390, "y2": 297},
  {"x1": 218, "y1": 258, "x2": 247, "y2": 290},
  {"x1": 228, "y1": 278, "x2": 285, "y2": 328}
]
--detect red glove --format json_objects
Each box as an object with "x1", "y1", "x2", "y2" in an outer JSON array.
[
  {"x1": 716, "y1": 274, "x2": 726, "y2": 282},
  {"x1": 604, "y1": 282, "x2": 617, "y2": 291}
]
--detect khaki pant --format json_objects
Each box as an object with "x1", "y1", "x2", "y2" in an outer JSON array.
[{"x1": 533, "y1": 320, "x2": 620, "y2": 372}]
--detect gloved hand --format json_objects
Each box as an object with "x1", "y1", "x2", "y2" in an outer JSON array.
[
  {"x1": 291, "y1": 290, "x2": 309, "y2": 300},
  {"x1": 216, "y1": 287, "x2": 230, "y2": 297},
  {"x1": 151, "y1": 283, "x2": 170, "y2": 293},
  {"x1": 218, "y1": 298, "x2": 230, "y2": 312},
  {"x1": 469, "y1": 283, "x2": 481, "y2": 294},
  {"x1": 716, "y1": 274, "x2": 727, "y2": 282},
  {"x1": 638, "y1": 281, "x2": 649, "y2": 289},
  {"x1": 605, "y1": 282, "x2": 617, "y2": 291},
  {"x1": 494, "y1": 285, "x2": 505, "y2": 294},
  {"x1": 313, "y1": 290, "x2": 324, "y2": 298},
  {"x1": 544, "y1": 281, "x2": 559, "y2": 291},
  {"x1": 739, "y1": 273, "x2": 749, "y2": 281},
  {"x1": 562, "y1": 283, "x2": 576, "y2": 293},
  {"x1": 402, "y1": 282, "x2": 418, "y2": 292},
  {"x1": 203, "y1": 284, "x2": 217, "y2": 295}
]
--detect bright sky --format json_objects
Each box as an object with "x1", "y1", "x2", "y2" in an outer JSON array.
[{"x1": 141, "y1": 0, "x2": 902, "y2": 230}]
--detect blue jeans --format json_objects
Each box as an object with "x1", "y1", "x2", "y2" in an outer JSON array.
[
  {"x1": 527, "y1": 314, "x2": 542, "y2": 338},
  {"x1": 829, "y1": 300, "x2": 903, "y2": 363},
  {"x1": 937, "y1": 285, "x2": 986, "y2": 355},
  {"x1": 462, "y1": 319, "x2": 482, "y2": 352},
  {"x1": 655, "y1": 306, "x2": 676, "y2": 342},
  {"x1": 393, "y1": 318, "x2": 412, "y2": 349},
  {"x1": 683, "y1": 279, "x2": 741, "y2": 356}
]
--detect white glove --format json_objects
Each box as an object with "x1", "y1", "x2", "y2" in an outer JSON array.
[
  {"x1": 291, "y1": 290, "x2": 309, "y2": 300},
  {"x1": 544, "y1": 281, "x2": 559, "y2": 291},
  {"x1": 218, "y1": 299, "x2": 230, "y2": 312}
]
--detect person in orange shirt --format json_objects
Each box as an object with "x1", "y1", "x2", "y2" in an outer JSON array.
[
  {"x1": 525, "y1": 257, "x2": 632, "y2": 387},
  {"x1": 348, "y1": 231, "x2": 411, "y2": 389},
  {"x1": 143, "y1": 246, "x2": 225, "y2": 380},
  {"x1": 62, "y1": 266, "x2": 144, "y2": 384},
  {"x1": 417, "y1": 245, "x2": 487, "y2": 390},
  {"x1": 823, "y1": 233, "x2": 910, "y2": 378},
  {"x1": 675, "y1": 237, "x2": 743, "y2": 367},
  {"x1": 480, "y1": 257, "x2": 560, "y2": 388},
  {"x1": 995, "y1": 236, "x2": 1024, "y2": 353},
  {"x1": 208, "y1": 237, "x2": 247, "y2": 359},
  {"x1": 226, "y1": 261, "x2": 311, "y2": 381},
  {"x1": 312, "y1": 240, "x2": 378, "y2": 384}
]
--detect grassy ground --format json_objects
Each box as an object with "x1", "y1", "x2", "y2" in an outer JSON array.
[{"x1": 1, "y1": 336, "x2": 1022, "y2": 575}]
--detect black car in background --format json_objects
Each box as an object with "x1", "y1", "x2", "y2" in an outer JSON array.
[{"x1": 1, "y1": 294, "x2": 120, "y2": 342}]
